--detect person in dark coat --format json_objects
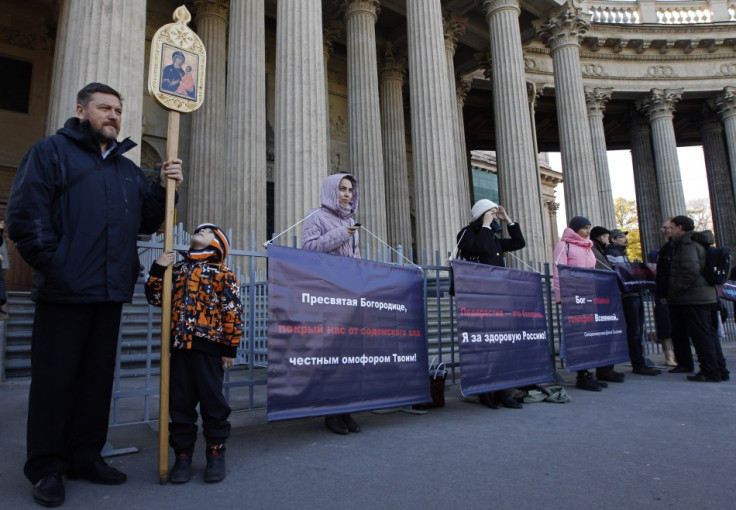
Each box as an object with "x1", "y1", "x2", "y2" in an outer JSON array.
[
  {"x1": 606, "y1": 229, "x2": 661, "y2": 376},
  {"x1": 652, "y1": 218, "x2": 678, "y2": 367},
  {"x1": 589, "y1": 226, "x2": 626, "y2": 383},
  {"x1": 7, "y1": 82, "x2": 183, "y2": 507},
  {"x1": 456, "y1": 199, "x2": 526, "y2": 409},
  {"x1": 667, "y1": 215, "x2": 729, "y2": 382},
  {"x1": 0, "y1": 217, "x2": 7, "y2": 311}
]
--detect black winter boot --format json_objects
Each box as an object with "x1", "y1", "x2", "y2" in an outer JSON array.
[
  {"x1": 169, "y1": 452, "x2": 192, "y2": 484},
  {"x1": 576, "y1": 370, "x2": 602, "y2": 392},
  {"x1": 204, "y1": 444, "x2": 226, "y2": 483}
]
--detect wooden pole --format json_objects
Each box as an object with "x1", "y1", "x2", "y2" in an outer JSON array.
[{"x1": 158, "y1": 110, "x2": 180, "y2": 484}]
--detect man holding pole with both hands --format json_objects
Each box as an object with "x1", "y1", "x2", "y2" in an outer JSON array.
[{"x1": 7, "y1": 82, "x2": 183, "y2": 508}]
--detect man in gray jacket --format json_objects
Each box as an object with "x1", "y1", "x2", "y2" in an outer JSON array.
[{"x1": 668, "y1": 216, "x2": 729, "y2": 382}]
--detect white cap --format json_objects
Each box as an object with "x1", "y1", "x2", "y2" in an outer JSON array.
[{"x1": 471, "y1": 199, "x2": 499, "y2": 221}]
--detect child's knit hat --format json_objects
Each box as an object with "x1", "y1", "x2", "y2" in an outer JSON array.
[{"x1": 191, "y1": 223, "x2": 230, "y2": 261}]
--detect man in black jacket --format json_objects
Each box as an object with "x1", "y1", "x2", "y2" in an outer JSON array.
[
  {"x1": 606, "y1": 229, "x2": 661, "y2": 376},
  {"x1": 668, "y1": 215, "x2": 729, "y2": 383},
  {"x1": 7, "y1": 83, "x2": 183, "y2": 507}
]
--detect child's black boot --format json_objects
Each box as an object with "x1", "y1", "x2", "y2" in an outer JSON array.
[
  {"x1": 170, "y1": 452, "x2": 192, "y2": 484},
  {"x1": 204, "y1": 444, "x2": 226, "y2": 483}
]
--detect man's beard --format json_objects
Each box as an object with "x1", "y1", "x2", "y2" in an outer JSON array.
[{"x1": 95, "y1": 125, "x2": 118, "y2": 145}]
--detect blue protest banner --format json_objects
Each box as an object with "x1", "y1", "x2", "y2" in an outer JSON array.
[
  {"x1": 266, "y1": 244, "x2": 430, "y2": 421},
  {"x1": 451, "y1": 260, "x2": 553, "y2": 396},
  {"x1": 722, "y1": 280, "x2": 736, "y2": 302},
  {"x1": 558, "y1": 265, "x2": 629, "y2": 371},
  {"x1": 614, "y1": 262, "x2": 656, "y2": 292}
]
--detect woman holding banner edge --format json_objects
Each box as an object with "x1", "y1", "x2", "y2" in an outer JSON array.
[
  {"x1": 456, "y1": 199, "x2": 526, "y2": 409},
  {"x1": 302, "y1": 173, "x2": 362, "y2": 435},
  {"x1": 553, "y1": 216, "x2": 609, "y2": 392}
]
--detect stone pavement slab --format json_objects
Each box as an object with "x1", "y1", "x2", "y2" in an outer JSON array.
[{"x1": 1, "y1": 349, "x2": 735, "y2": 510}]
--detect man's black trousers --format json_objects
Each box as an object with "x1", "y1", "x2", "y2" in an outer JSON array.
[{"x1": 24, "y1": 301, "x2": 123, "y2": 483}]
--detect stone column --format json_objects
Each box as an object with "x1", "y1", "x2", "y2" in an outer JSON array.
[
  {"x1": 584, "y1": 87, "x2": 616, "y2": 228},
  {"x1": 527, "y1": 82, "x2": 551, "y2": 261},
  {"x1": 456, "y1": 75, "x2": 473, "y2": 207},
  {"x1": 484, "y1": 0, "x2": 546, "y2": 263},
  {"x1": 698, "y1": 112, "x2": 736, "y2": 251},
  {"x1": 47, "y1": 0, "x2": 146, "y2": 163},
  {"x1": 712, "y1": 86, "x2": 736, "y2": 207},
  {"x1": 323, "y1": 21, "x2": 341, "y2": 163},
  {"x1": 636, "y1": 88, "x2": 686, "y2": 219},
  {"x1": 187, "y1": 0, "x2": 228, "y2": 229},
  {"x1": 274, "y1": 0, "x2": 329, "y2": 243},
  {"x1": 378, "y1": 43, "x2": 413, "y2": 252},
  {"x1": 406, "y1": 0, "x2": 461, "y2": 257},
  {"x1": 443, "y1": 11, "x2": 471, "y2": 222},
  {"x1": 536, "y1": 2, "x2": 600, "y2": 224},
  {"x1": 224, "y1": 0, "x2": 266, "y2": 249},
  {"x1": 344, "y1": 0, "x2": 387, "y2": 255},
  {"x1": 629, "y1": 113, "x2": 662, "y2": 256}
]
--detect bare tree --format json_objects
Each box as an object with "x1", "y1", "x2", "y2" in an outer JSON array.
[{"x1": 687, "y1": 198, "x2": 713, "y2": 231}]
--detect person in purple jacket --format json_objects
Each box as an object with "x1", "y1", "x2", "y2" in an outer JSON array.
[
  {"x1": 303, "y1": 173, "x2": 360, "y2": 258},
  {"x1": 302, "y1": 173, "x2": 361, "y2": 435}
]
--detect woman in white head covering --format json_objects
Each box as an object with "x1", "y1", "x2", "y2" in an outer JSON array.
[{"x1": 455, "y1": 199, "x2": 526, "y2": 409}]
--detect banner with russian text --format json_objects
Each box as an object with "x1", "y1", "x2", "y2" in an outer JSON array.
[
  {"x1": 451, "y1": 260, "x2": 554, "y2": 396},
  {"x1": 614, "y1": 261, "x2": 656, "y2": 292},
  {"x1": 558, "y1": 265, "x2": 629, "y2": 371},
  {"x1": 266, "y1": 244, "x2": 429, "y2": 421}
]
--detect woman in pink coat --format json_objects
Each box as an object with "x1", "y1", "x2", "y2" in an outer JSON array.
[{"x1": 552, "y1": 216, "x2": 606, "y2": 392}]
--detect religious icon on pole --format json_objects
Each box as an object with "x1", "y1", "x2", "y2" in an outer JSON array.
[
  {"x1": 148, "y1": 5, "x2": 206, "y2": 111},
  {"x1": 147, "y1": 5, "x2": 206, "y2": 484}
]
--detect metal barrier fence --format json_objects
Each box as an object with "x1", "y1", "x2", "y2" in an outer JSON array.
[{"x1": 110, "y1": 231, "x2": 736, "y2": 427}]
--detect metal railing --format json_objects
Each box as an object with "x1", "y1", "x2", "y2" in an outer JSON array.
[{"x1": 109, "y1": 230, "x2": 736, "y2": 427}]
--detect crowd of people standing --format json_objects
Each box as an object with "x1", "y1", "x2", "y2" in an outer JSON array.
[{"x1": 4, "y1": 80, "x2": 731, "y2": 508}]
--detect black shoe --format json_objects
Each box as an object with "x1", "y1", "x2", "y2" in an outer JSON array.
[
  {"x1": 669, "y1": 365, "x2": 694, "y2": 373},
  {"x1": 70, "y1": 459, "x2": 126, "y2": 485},
  {"x1": 325, "y1": 415, "x2": 349, "y2": 435},
  {"x1": 478, "y1": 393, "x2": 499, "y2": 409},
  {"x1": 33, "y1": 473, "x2": 65, "y2": 507},
  {"x1": 594, "y1": 378, "x2": 608, "y2": 388},
  {"x1": 341, "y1": 414, "x2": 361, "y2": 433},
  {"x1": 500, "y1": 395, "x2": 523, "y2": 409},
  {"x1": 633, "y1": 366, "x2": 662, "y2": 376},
  {"x1": 722, "y1": 373, "x2": 730, "y2": 381},
  {"x1": 169, "y1": 453, "x2": 192, "y2": 484},
  {"x1": 576, "y1": 372, "x2": 602, "y2": 392},
  {"x1": 204, "y1": 446, "x2": 226, "y2": 483},
  {"x1": 686, "y1": 372, "x2": 721, "y2": 382},
  {"x1": 596, "y1": 370, "x2": 625, "y2": 383}
]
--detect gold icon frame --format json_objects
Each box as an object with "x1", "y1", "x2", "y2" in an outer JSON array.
[{"x1": 148, "y1": 6, "x2": 206, "y2": 113}]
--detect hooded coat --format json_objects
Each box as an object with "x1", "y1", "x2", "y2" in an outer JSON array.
[
  {"x1": 302, "y1": 173, "x2": 360, "y2": 258},
  {"x1": 7, "y1": 117, "x2": 167, "y2": 303},
  {"x1": 145, "y1": 226, "x2": 244, "y2": 358},
  {"x1": 552, "y1": 227, "x2": 596, "y2": 303},
  {"x1": 668, "y1": 230, "x2": 718, "y2": 305}
]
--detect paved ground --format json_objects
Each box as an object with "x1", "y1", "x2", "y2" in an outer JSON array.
[{"x1": 1, "y1": 347, "x2": 735, "y2": 510}]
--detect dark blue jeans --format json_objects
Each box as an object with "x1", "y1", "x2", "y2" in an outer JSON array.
[{"x1": 622, "y1": 294, "x2": 646, "y2": 367}]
